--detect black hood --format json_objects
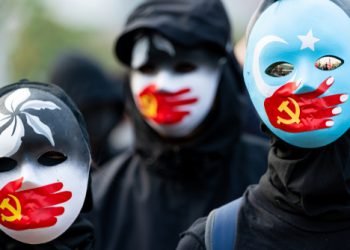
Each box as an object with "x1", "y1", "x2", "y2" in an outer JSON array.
[
  {"x1": 247, "y1": 0, "x2": 350, "y2": 227},
  {"x1": 116, "y1": 0, "x2": 231, "y2": 63},
  {"x1": 115, "y1": 0, "x2": 244, "y2": 181},
  {"x1": 115, "y1": 0, "x2": 244, "y2": 91}
]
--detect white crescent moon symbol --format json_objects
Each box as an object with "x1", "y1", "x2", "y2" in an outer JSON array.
[{"x1": 253, "y1": 35, "x2": 291, "y2": 97}]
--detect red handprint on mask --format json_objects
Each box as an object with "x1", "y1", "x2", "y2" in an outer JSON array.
[
  {"x1": 138, "y1": 84, "x2": 198, "y2": 124},
  {"x1": 0, "y1": 177, "x2": 72, "y2": 230},
  {"x1": 264, "y1": 77, "x2": 348, "y2": 133}
]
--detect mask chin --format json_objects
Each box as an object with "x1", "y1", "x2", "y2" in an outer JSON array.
[{"x1": 146, "y1": 118, "x2": 200, "y2": 138}]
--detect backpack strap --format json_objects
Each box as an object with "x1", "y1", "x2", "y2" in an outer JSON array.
[{"x1": 205, "y1": 197, "x2": 243, "y2": 250}]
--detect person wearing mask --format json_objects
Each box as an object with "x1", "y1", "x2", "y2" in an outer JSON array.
[
  {"x1": 0, "y1": 80, "x2": 94, "y2": 249},
  {"x1": 90, "y1": 0, "x2": 268, "y2": 249},
  {"x1": 176, "y1": 0, "x2": 350, "y2": 249}
]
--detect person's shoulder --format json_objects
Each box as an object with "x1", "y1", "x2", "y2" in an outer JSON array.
[{"x1": 176, "y1": 217, "x2": 207, "y2": 250}]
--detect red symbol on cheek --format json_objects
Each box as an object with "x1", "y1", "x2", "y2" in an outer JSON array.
[
  {"x1": 138, "y1": 84, "x2": 198, "y2": 124},
  {"x1": 264, "y1": 77, "x2": 348, "y2": 133},
  {"x1": 0, "y1": 177, "x2": 72, "y2": 230}
]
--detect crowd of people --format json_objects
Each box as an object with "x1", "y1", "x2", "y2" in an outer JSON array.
[{"x1": 0, "y1": 0, "x2": 349, "y2": 249}]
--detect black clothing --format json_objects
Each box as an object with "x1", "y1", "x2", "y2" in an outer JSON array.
[
  {"x1": 176, "y1": 217, "x2": 206, "y2": 250},
  {"x1": 91, "y1": 132, "x2": 267, "y2": 250},
  {"x1": 90, "y1": 0, "x2": 268, "y2": 249},
  {"x1": 90, "y1": 62, "x2": 268, "y2": 250},
  {"x1": 177, "y1": 130, "x2": 350, "y2": 250}
]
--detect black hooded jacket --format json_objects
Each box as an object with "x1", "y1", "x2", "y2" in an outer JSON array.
[
  {"x1": 176, "y1": 1, "x2": 350, "y2": 249},
  {"x1": 90, "y1": 1, "x2": 268, "y2": 250},
  {"x1": 177, "y1": 129, "x2": 350, "y2": 250}
]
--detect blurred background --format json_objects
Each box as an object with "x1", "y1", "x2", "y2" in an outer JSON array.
[{"x1": 0, "y1": 0, "x2": 260, "y2": 85}]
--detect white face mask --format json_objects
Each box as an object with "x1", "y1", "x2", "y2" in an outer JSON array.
[
  {"x1": 130, "y1": 34, "x2": 221, "y2": 137},
  {"x1": 0, "y1": 87, "x2": 90, "y2": 244}
]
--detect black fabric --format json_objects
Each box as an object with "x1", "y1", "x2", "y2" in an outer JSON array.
[
  {"x1": 89, "y1": 0, "x2": 268, "y2": 249},
  {"x1": 91, "y1": 133, "x2": 267, "y2": 250},
  {"x1": 232, "y1": 186, "x2": 350, "y2": 250},
  {"x1": 177, "y1": 217, "x2": 206, "y2": 250},
  {"x1": 257, "y1": 130, "x2": 350, "y2": 223},
  {"x1": 177, "y1": 128, "x2": 350, "y2": 250}
]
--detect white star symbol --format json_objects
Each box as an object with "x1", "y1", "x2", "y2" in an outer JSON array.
[{"x1": 297, "y1": 30, "x2": 320, "y2": 51}]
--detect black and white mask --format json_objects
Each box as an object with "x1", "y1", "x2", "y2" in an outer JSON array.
[
  {"x1": 0, "y1": 83, "x2": 90, "y2": 244},
  {"x1": 130, "y1": 34, "x2": 222, "y2": 137}
]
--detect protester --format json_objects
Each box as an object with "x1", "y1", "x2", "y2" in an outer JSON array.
[
  {"x1": 176, "y1": 0, "x2": 350, "y2": 249},
  {"x1": 0, "y1": 80, "x2": 94, "y2": 249},
  {"x1": 49, "y1": 52, "x2": 125, "y2": 166},
  {"x1": 90, "y1": 0, "x2": 268, "y2": 249}
]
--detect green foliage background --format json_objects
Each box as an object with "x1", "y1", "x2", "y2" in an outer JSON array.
[
  {"x1": 5, "y1": 0, "x2": 122, "y2": 83},
  {"x1": 1, "y1": 0, "x2": 258, "y2": 84}
]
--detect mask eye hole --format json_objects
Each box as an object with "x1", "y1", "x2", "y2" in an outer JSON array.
[
  {"x1": 315, "y1": 56, "x2": 343, "y2": 71},
  {"x1": 38, "y1": 151, "x2": 67, "y2": 167},
  {"x1": 138, "y1": 63, "x2": 157, "y2": 75},
  {"x1": 265, "y1": 62, "x2": 294, "y2": 77},
  {"x1": 0, "y1": 157, "x2": 17, "y2": 172},
  {"x1": 174, "y1": 62, "x2": 197, "y2": 73}
]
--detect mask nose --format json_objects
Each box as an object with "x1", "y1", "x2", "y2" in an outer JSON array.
[
  {"x1": 154, "y1": 70, "x2": 177, "y2": 93},
  {"x1": 292, "y1": 61, "x2": 316, "y2": 94},
  {"x1": 20, "y1": 163, "x2": 41, "y2": 190}
]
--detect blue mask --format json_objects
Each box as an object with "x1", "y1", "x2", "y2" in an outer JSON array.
[{"x1": 244, "y1": 0, "x2": 350, "y2": 148}]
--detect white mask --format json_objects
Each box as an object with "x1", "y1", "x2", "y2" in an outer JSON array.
[
  {"x1": 130, "y1": 34, "x2": 221, "y2": 137},
  {"x1": 0, "y1": 85, "x2": 90, "y2": 244}
]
